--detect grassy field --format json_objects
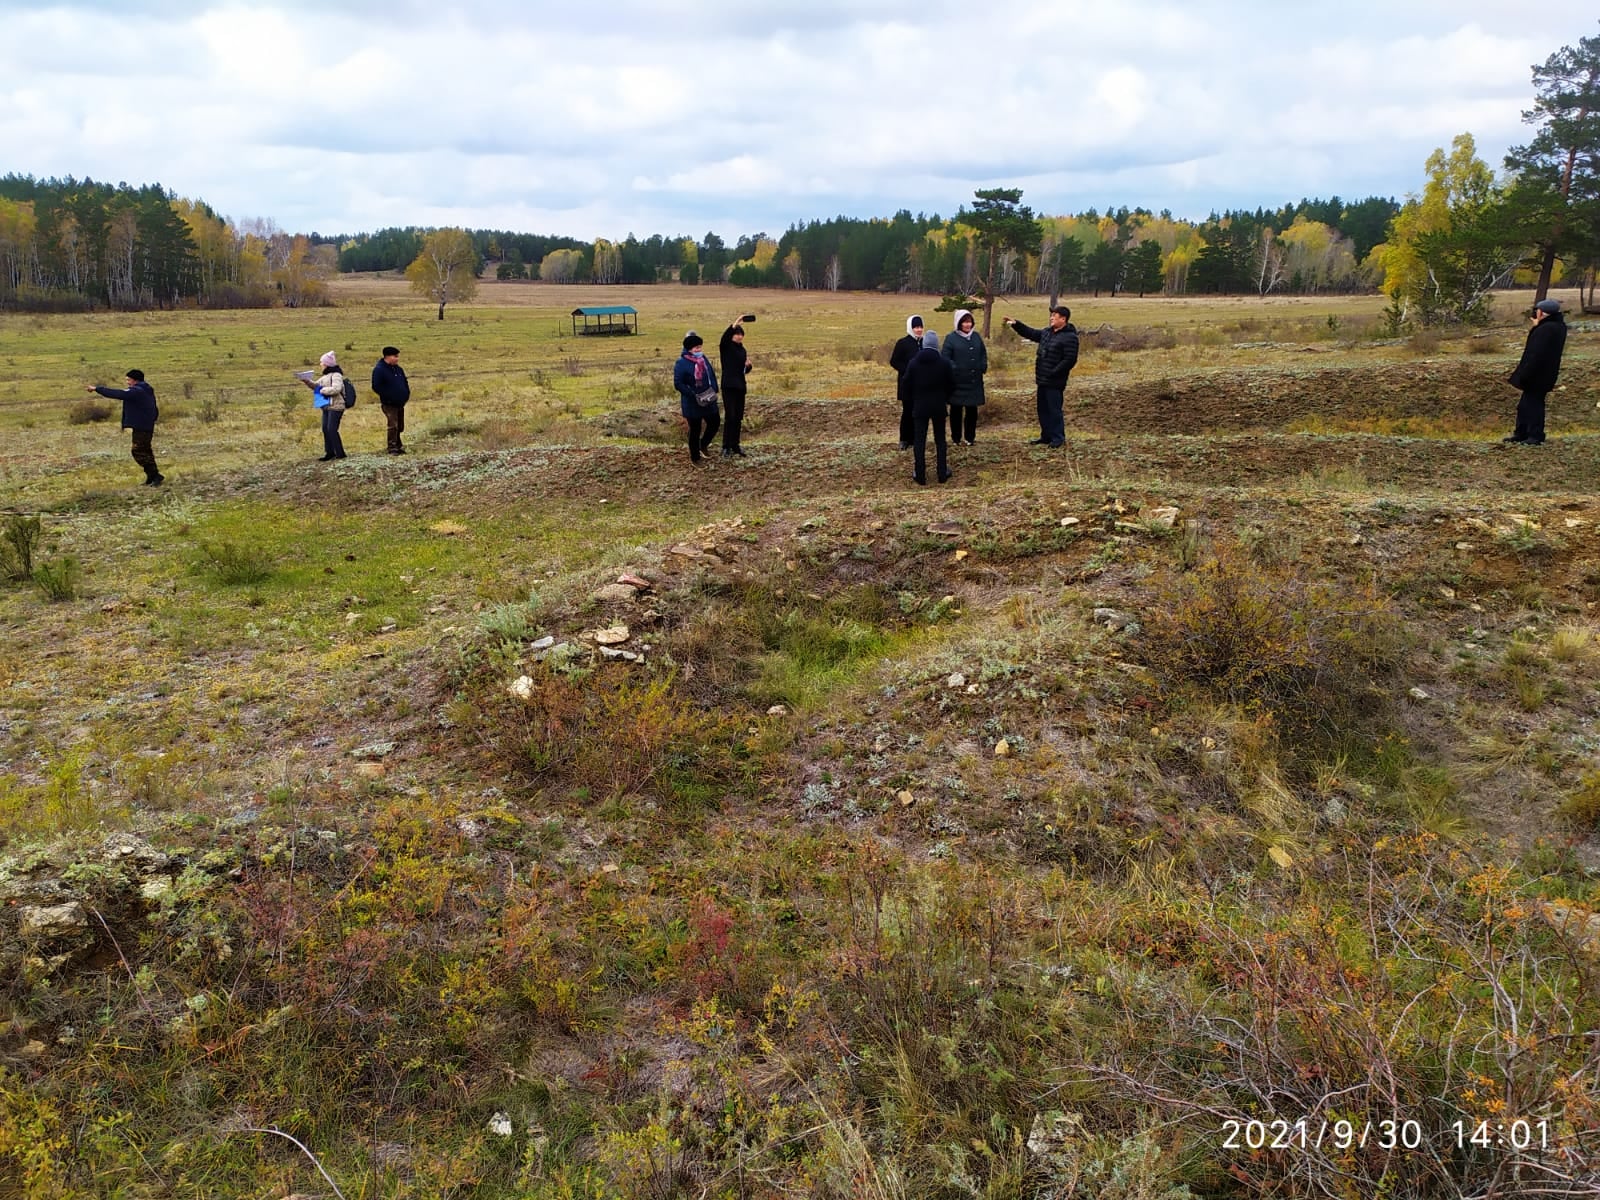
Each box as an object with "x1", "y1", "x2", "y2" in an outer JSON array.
[{"x1": 3, "y1": 278, "x2": 1600, "y2": 1198}]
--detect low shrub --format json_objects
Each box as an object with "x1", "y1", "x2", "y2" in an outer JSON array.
[
  {"x1": 491, "y1": 665, "x2": 738, "y2": 803},
  {"x1": 67, "y1": 399, "x2": 113, "y2": 425},
  {"x1": 32, "y1": 556, "x2": 79, "y2": 601},
  {"x1": 1140, "y1": 546, "x2": 1403, "y2": 737},
  {"x1": 1, "y1": 514, "x2": 42, "y2": 581}
]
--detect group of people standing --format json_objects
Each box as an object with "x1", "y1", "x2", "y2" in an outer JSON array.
[
  {"x1": 87, "y1": 293, "x2": 1572, "y2": 489},
  {"x1": 300, "y1": 346, "x2": 413, "y2": 461},
  {"x1": 672, "y1": 304, "x2": 1085, "y2": 479},
  {"x1": 887, "y1": 304, "x2": 1081, "y2": 484},
  {"x1": 87, "y1": 347, "x2": 412, "y2": 485},
  {"x1": 673, "y1": 317, "x2": 755, "y2": 464}
]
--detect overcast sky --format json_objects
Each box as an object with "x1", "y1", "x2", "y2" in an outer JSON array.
[{"x1": 2, "y1": 1, "x2": 1594, "y2": 240}]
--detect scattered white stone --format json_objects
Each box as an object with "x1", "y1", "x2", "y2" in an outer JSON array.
[
  {"x1": 1455, "y1": 542, "x2": 1475, "y2": 552},
  {"x1": 529, "y1": 636, "x2": 555, "y2": 651},
  {"x1": 994, "y1": 738, "x2": 1012, "y2": 757},
  {"x1": 593, "y1": 583, "x2": 638, "y2": 603},
  {"x1": 767, "y1": 704, "x2": 788, "y2": 716},
  {"x1": 1093, "y1": 608, "x2": 1137, "y2": 631},
  {"x1": 592, "y1": 625, "x2": 630, "y2": 645},
  {"x1": 1059, "y1": 516, "x2": 1081, "y2": 527},
  {"x1": 351, "y1": 741, "x2": 396, "y2": 760},
  {"x1": 488, "y1": 1113, "x2": 513, "y2": 1138},
  {"x1": 1408, "y1": 687, "x2": 1431, "y2": 701},
  {"x1": 897, "y1": 789, "x2": 915, "y2": 807},
  {"x1": 19, "y1": 902, "x2": 88, "y2": 939},
  {"x1": 509, "y1": 675, "x2": 535, "y2": 699},
  {"x1": 1147, "y1": 506, "x2": 1180, "y2": 529},
  {"x1": 140, "y1": 877, "x2": 173, "y2": 903},
  {"x1": 1438, "y1": 586, "x2": 1456, "y2": 600},
  {"x1": 1349, "y1": 534, "x2": 1363, "y2": 546},
  {"x1": 598, "y1": 646, "x2": 642, "y2": 662},
  {"x1": 947, "y1": 673, "x2": 966, "y2": 689}
]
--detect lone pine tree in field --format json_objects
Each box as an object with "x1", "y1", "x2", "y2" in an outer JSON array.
[
  {"x1": 406, "y1": 228, "x2": 480, "y2": 319},
  {"x1": 959, "y1": 188, "x2": 1041, "y2": 338},
  {"x1": 1505, "y1": 26, "x2": 1600, "y2": 303}
]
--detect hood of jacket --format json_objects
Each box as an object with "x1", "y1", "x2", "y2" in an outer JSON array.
[
  {"x1": 905, "y1": 314, "x2": 926, "y2": 337},
  {"x1": 951, "y1": 309, "x2": 975, "y2": 337}
]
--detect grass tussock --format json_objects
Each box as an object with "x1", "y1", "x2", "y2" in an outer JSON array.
[{"x1": 197, "y1": 539, "x2": 275, "y2": 585}]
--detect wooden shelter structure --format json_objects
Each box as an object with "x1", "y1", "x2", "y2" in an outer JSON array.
[{"x1": 570, "y1": 305, "x2": 638, "y2": 336}]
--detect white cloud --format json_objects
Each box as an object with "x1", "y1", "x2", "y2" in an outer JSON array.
[{"x1": 1, "y1": 0, "x2": 1594, "y2": 236}]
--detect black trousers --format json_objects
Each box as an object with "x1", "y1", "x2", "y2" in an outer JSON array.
[
  {"x1": 1036, "y1": 386, "x2": 1065, "y2": 445},
  {"x1": 899, "y1": 386, "x2": 914, "y2": 447},
  {"x1": 722, "y1": 388, "x2": 746, "y2": 451},
  {"x1": 912, "y1": 406, "x2": 948, "y2": 483},
  {"x1": 130, "y1": 428, "x2": 159, "y2": 480},
  {"x1": 688, "y1": 408, "x2": 720, "y2": 462},
  {"x1": 381, "y1": 402, "x2": 406, "y2": 452},
  {"x1": 321, "y1": 407, "x2": 346, "y2": 458},
  {"x1": 952, "y1": 404, "x2": 977, "y2": 442},
  {"x1": 1513, "y1": 389, "x2": 1548, "y2": 443}
]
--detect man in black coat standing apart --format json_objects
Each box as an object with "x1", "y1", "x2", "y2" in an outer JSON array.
[
  {"x1": 1003, "y1": 305, "x2": 1079, "y2": 447},
  {"x1": 87, "y1": 369, "x2": 162, "y2": 485},
  {"x1": 1504, "y1": 299, "x2": 1568, "y2": 446},
  {"x1": 889, "y1": 315, "x2": 928, "y2": 450},
  {"x1": 371, "y1": 346, "x2": 411, "y2": 455}
]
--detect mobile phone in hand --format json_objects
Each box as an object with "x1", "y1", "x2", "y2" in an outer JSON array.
[{"x1": 740, "y1": 314, "x2": 757, "y2": 324}]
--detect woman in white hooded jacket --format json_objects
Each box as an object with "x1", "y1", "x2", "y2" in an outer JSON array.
[{"x1": 941, "y1": 309, "x2": 987, "y2": 445}]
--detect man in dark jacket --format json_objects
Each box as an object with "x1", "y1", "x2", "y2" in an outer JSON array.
[
  {"x1": 370, "y1": 346, "x2": 411, "y2": 454},
  {"x1": 903, "y1": 330, "x2": 955, "y2": 485},
  {"x1": 1004, "y1": 305, "x2": 1080, "y2": 447},
  {"x1": 1504, "y1": 299, "x2": 1568, "y2": 446},
  {"x1": 87, "y1": 369, "x2": 162, "y2": 485},
  {"x1": 889, "y1": 315, "x2": 927, "y2": 450},
  {"x1": 718, "y1": 320, "x2": 752, "y2": 456}
]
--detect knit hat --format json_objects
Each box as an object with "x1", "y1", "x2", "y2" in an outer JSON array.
[
  {"x1": 921, "y1": 330, "x2": 940, "y2": 350},
  {"x1": 1534, "y1": 298, "x2": 1562, "y2": 315},
  {"x1": 683, "y1": 332, "x2": 703, "y2": 351},
  {"x1": 320, "y1": 351, "x2": 338, "y2": 368}
]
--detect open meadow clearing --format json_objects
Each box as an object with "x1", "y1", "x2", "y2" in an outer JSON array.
[{"x1": 4, "y1": 279, "x2": 1600, "y2": 1197}]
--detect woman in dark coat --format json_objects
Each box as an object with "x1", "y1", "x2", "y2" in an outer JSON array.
[
  {"x1": 673, "y1": 332, "x2": 720, "y2": 464},
  {"x1": 941, "y1": 308, "x2": 987, "y2": 445},
  {"x1": 903, "y1": 331, "x2": 954, "y2": 485},
  {"x1": 1504, "y1": 298, "x2": 1568, "y2": 446},
  {"x1": 889, "y1": 314, "x2": 928, "y2": 450}
]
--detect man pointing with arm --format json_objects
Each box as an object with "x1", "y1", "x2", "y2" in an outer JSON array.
[{"x1": 1004, "y1": 305, "x2": 1078, "y2": 447}]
